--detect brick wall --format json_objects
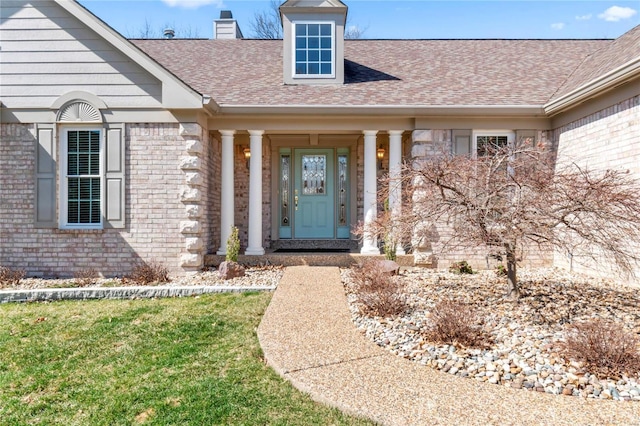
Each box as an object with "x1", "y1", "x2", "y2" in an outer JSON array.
[
  {"x1": 0, "y1": 122, "x2": 205, "y2": 278},
  {"x1": 552, "y1": 95, "x2": 640, "y2": 283}
]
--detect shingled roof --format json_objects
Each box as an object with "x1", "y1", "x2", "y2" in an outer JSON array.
[
  {"x1": 133, "y1": 38, "x2": 611, "y2": 108},
  {"x1": 550, "y1": 24, "x2": 640, "y2": 102}
]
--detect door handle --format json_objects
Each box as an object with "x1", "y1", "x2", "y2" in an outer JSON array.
[{"x1": 294, "y1": 195, "x2": 299, "y2": 210}]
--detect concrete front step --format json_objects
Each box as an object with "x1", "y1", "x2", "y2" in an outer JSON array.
[{"x1": 204, "y1": 253, "x2": 416, "y2": 268}]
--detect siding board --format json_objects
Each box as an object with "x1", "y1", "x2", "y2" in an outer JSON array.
[{"x1": 0, "y1": 1, "x2": 163, "y2": 108}]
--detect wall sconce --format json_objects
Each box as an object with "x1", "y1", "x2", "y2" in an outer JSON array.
[
  {"x1": 377, "y1": 147, "x2": 386, "y2": 170},
  {"x1": 243, "y1": 147, "x2": 251, "y2": 168}
]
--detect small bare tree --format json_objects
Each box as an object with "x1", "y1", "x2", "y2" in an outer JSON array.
[
  {"x1": 363, "y1": 139, "x2": 640, "y2": 299},
  {"x1": 127, "y1": 19, "x2": 201, "y2": 39},
  {"x1": 250, "y1": 0, "x2": 283, "y2": 39},
  {"x1": 249, "y1": 0, "x2": 366, "y2": 39}
]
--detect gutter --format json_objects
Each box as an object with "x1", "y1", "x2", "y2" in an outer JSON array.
[
  {"x1": 544, "y1": 57, "x2": 640, "y2": 116},
  {"x1": 202, "y1": 95, "x2": 221, "y2": 115},
  {"x1": 215, "y1": 104, "x2": 547, "y2": 116}
]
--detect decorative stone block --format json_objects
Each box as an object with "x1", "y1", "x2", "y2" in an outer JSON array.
[
  {"x1": 180, "y1": 220, "x2": 200, "y2": 234},
  {"x1": 184, "y1": 172, "x2": 202, "y2": 186},
  {"x1": 185, "y1": 204, "x2": 202, "y2": 219},
  {"x1": 412, "y1": 130, "x2": 432, "y2": 143},
  {"x1": 411, "y1": 144, "x2": 427, "y2": 158},
  {"x1": 180, "y1": 156, "x2": 201, "y2": 170},
  {"x1": 180, "y1": 253, "x2": 202, "y2": 268},
  {"x1": 179, "y1": 123, "x2": 201, "y2": 137},
  {"x1": 180, "y1": 187, "x2": 202, "y2": 203},
  {"x1": 185, "y1": 237, "x2": 203, "y2": 251},
  {"x1": 185, "y1": 139, "x2": 203, "y2": 155}
]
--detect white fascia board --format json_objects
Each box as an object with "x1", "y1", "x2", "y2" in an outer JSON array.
[
  {"x1": 54, "y1": 0, "x2": 210, "y2": 110},
  {"x1": 544, "y1": 57, "x2": 640, "y2": 116},
  {"x1": 217, "y1": 105, "x2": 547, "y2": 116}
]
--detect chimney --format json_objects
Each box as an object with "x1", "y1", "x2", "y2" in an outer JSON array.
[{"x1": 213, "y1": 10, "x2": 243, "y2": 39}]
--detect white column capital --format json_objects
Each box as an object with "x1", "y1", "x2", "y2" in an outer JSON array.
[
  {"x1": 219, "y1": 129, "x2": 236, "y2": 137},
  {"x1": 388, "y1": 130, "x2": 404, "y2": 137},
  {"x1": 363, "y1": 130, "x2": 378, "y2": 137},
  {"x1": 248, "y1": 130, "x2": 265, "y2": 137}
]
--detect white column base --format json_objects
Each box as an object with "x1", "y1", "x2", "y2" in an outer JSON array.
[
  {"x1": 360, "y1": 245, "x2": 381, "y2": 255},
  {"x1": 245, "y1": 247, "x2": 266, "y2": 256}
]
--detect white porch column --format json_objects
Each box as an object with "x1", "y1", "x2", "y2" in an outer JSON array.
[
  {"x1": 389, "y1": 130, "x2": 406, "y2": 255},
  {"x1": 361, "y1": 130, "x2": 380, "y2": 254},
  {"x1": 217, "y1": 130, "x2": 235, "y2": 255},
  {"x1": 246, "y1": 130, "x2": 265, "y2": 255}
]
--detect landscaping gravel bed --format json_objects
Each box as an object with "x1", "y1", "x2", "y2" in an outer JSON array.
[
  {"x1": 1, "y1": 266, "x2": 284, "y2": 291},
  {"x1": 343, "y1": 267, "x2": 640, "y2": 402}
]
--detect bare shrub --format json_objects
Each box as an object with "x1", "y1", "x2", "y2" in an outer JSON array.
[
  {"x1": 449, "y1": 260, "x2": 473, "y2": 274},
  {"x1": 0, "y1": 266, "x2": 26, "y2": 287},
  {"x1": 424, "y1": 298, "x2": 491, "y2": 348},
  {"x1": 126, "y1": 261, "x2": 170, "y2": 285},
  {"x1": 351, "y1": 260, "x2": 405, "y2": 317},
  {"x1": 559, "y1": 319, "x2": 640, "y2": 379},
  {"x1": 74, "y1": 268, "x2": 99, "y2": 287}
]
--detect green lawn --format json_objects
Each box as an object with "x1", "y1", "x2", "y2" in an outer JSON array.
[{"x1": 0, "y1": 292, "x2": 372, "y2": 425}]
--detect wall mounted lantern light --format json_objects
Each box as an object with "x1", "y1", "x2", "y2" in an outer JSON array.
[
  {"x1": 377, "y1": 146, "x2": 386, "y2": 169},
  {"x1": 243, "y1": 147, "x2": 251, "y2": 168}
]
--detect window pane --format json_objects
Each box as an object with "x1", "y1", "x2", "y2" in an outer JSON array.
[
  {"x1": 295, "y1": 36, "x2": 306, "y2": 49},
  {"x1": 66, "y1": 130, "x2": 101, "y2": 225},
  {"x1": 320, "y1": 63, "x2": 331, "y2": 75},
  {"x1": 308, "y1": 24, "x2": 319, "y2": 36},
  {"x1": 320, "y1": 24, "x2": 331, "y2": 36},
  {"x1": 295, "y1": 24, "x2": 306, "y2": 36},
  {"x1": 296, "y1": 49, "x2": 307, "y2": 61},
  {"x1": 320, "y1": 37, "x2": 331, "y2": 48},
  {"x1": 296, "y1": 63, "x2": 307, "y2": 74},
  {"x1": 308, "y1": 50, "x2": 319, "y2": 61},
  {"x1": 308, "y1": 36, "x2": 319, "y2": 49},
  {"x1": 320, "y1": 49, "x2": 331, "y2": 61},
  {"x1": 302, "y1": 155, "x2": 326, "y2": 195},
  {"x1": 281, "y1": 155, "x2": 290, "y2": 227},
  {"x1": 308, "y1": 63, "x2": 319, "y2": 74}
]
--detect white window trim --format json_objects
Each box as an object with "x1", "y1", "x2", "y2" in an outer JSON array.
[
  {"x1": 471, "y1": 130, "x2": 515, "y2": 158},
  {"x1": 292, "y1": 20, "x2": 336, "y2": 79},
  {"x1": 59, "y1": 126, "x2": 104, "y2": 230}
]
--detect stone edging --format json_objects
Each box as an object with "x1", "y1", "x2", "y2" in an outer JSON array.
[{"x1": 0, "y1": 286, "x2": 276, "y2": 304}]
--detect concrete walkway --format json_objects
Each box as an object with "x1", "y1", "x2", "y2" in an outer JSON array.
[{"x1": 257, "y1": 266, "x2": 639, "y2": 426}]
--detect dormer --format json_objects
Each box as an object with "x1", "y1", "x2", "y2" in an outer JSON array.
[{"x1": 280, "y1": 0, "x2": 348, "y2": 85}]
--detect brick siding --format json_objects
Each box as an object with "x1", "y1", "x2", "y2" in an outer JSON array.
[
  {"x1": 0, "y1": 122, "x2": 205, "y2": 278},
  {"x1": 552, "y1": 95, "x2": 640, "y2": 283}
]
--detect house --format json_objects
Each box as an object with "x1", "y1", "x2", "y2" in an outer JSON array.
[{"x1": 1, "y1": 0, "x2": 638, "y2": 279}]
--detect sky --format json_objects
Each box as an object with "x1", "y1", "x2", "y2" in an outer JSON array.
[{"x1": 78, "y1": 0, "x2": 640, "y2": 40}]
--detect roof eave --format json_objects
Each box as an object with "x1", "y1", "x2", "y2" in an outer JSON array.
[
  {"x1": 544, "y1": 57, "x2": 640, "y2": 116},
  {"x1": 216, "y1": 105, "x2": 547, "y2": 116}
]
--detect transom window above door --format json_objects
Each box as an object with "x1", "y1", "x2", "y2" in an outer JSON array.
[{"x1": 293, "y1": 21, "x2": 334, "y2": 77}]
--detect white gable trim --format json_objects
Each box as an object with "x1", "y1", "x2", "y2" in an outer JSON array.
[
  {"x1": 54, "y1": 0, "x2": 216, "y2": 111},
  {"x1": 545, "y1": 56, "x2": 640, "y2": 116}
]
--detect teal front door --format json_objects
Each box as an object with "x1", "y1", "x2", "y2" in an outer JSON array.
[{"x1": 294, "y1": 149, "x2": 334, "y2": 239}]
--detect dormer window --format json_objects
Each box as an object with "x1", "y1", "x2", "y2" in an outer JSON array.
[{"x1": 293, "y1": 21, "x2": 335, "y2": 77}]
